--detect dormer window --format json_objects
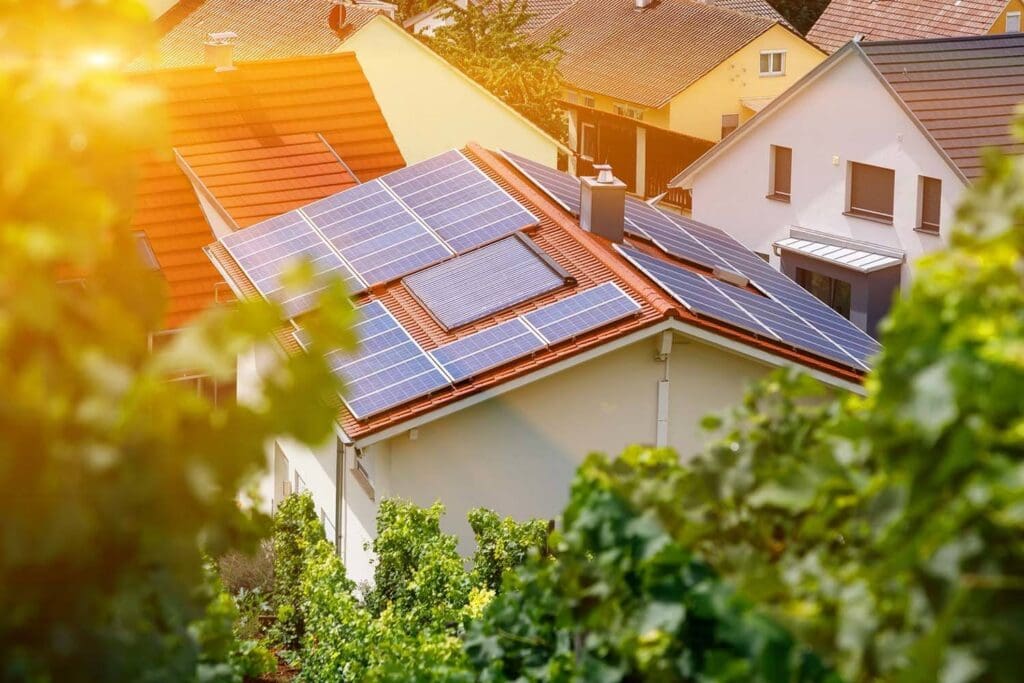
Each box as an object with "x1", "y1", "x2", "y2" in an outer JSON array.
[
  {"x1": 1007, "y1": 11, "x2": 1021, "y2": 32},
  {"x1": 759, "y1": 50, "x2": 786, "y2": 76}
]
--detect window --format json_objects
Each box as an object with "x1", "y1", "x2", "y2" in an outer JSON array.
[
  {"x1": 564, "y1": 90, "x2": 579, "y2": 104},
  {"x1": 169, "y1": 373, "x2": 237, "y2": 408},
  {"x1": 847, "y1": 161, "x2": 895, "y2": 223},
  {"x1": 918, "y1": 176, "x2": 941, "y2": 233},
  {"x1": 580, "y1": 122, "x2": 597, "y2": 160},
  {"x1": 613, "y1": 103, "x2": 645, "y2": 121},
  {"x1": 1007, "y1": 11, "x2": 1021, "y2": 32},
  {"x1": 759, "y1": 50, "x2": 786, "y2": 76},
  {"x1": 769, "y1": 145, "x2": 792, "y2": 201},
  {"x1": 134, "y1": 231, "x2": 159, "y2": 270},
  {"x1": 582, "y1": 95, "x2": 596, "y2": 108},
  {"x1": 797, "y1": 267, "x2": 852, "y2": 319},
  {"x1": 721, "y1": 113, "x2": 739, "y2": 138}
]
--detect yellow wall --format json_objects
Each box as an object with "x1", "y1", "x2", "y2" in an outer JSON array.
[
  {"x1": 989, "y1": 0, "x2": 1024, "y2": 33},
  {"x1": 338, "y1": 17, "x2": 564, "y2": 166},
  {"x1": 668, "y1": 24, "x2": 825, "y2": 141}
]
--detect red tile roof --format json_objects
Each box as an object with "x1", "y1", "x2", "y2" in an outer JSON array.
[
  {"x1": 860, "y1": 33, "x2": 1024, "y2": 180},
  {"x1": 135, "y1": 0, "x2": 381, "y2": 69},
  {"x1": 808, "y1": 0, "x2": 1009, "y2": 54},
  {"x1": 532, "y1": 0, "x2": 777, "y2": 108},
  {"x1": 131, "y1": 52, "x2": 404, "y2": 328},
  {"x1": 207, "y1": 143, "x2": 865, "y2": 440}
]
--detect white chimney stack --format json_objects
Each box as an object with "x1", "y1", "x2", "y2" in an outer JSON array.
[
  {"x1": 579, "y1": 164, "x2": 626, "y2": 243},
  {"x1": 204, "y1": 32, "x2": 237, "y2": 71}
]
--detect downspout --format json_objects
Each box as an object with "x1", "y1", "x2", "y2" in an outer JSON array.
[
  {"x1": 335, "y1": 440, "x2": 348, "y2": 562},
  {"x1": 655, "y1": 330, "x2": 672, "y2": 447}
]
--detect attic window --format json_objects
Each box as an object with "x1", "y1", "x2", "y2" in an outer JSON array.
[
  {"x1": 582, "y1": 95, "x2": 596, "y2": 108},
  {"x1": 759, "y1": 50, "x2": 786, "y2": 76},
  {"x1": 1007, "y1": 12, "x2": 1021, "y2": 32},
  {"x1": 614, "y1": 103, "x2": 645, "y2": 121},
  {"x1": 134, "y1": 231, "x2": 159, "y2": 270}
]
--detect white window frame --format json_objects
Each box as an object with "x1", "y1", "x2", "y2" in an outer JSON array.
[
  {"x1": 564, "y1": 90, "x2": 579, "y2": 104},
  {"x1": 1007, "y1": 11, "x2": 1021, "y2": 32},
  {"x1": 580, "y1": 122, "x2": 597, "y2": 161},
  {"x1": 613, "y1": 102, "x2": 645, "y2": 121},
  {"x1": 582, "y1": 95, "x2": 596, "y2": 108},
  {"x1": 759, "y1": 50, "x2": 787, "y2": 77}
]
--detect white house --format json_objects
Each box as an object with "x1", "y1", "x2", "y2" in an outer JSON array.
[
  {"x1": 670, "y1": 33, "x2": 1024, "y2": 337},
  {"x1": 209, "y1": 145, "x2": 875, "y2": 584}
]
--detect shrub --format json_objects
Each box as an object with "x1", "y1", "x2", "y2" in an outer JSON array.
[
  {"x1": 468, "y1": 508, "x2": 549, "y2": 592},
  {"x1": 219, "y1": 541, "x2": 274, "y2": 595},
  {"x1": 269, "y1": 494, "x2": 324, "y2": 650}
]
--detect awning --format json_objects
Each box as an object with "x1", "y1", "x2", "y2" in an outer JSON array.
[
  {"x1": 774, "y1": 237, "x2": 903, "y2": 274},
  {"x1": 740, "y1": 97, "x2": 772, "y2": 113}
]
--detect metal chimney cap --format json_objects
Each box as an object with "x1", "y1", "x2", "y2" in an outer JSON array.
[
  {"x1": 593, "y1": 164, "x2": 615, "y2": 184},
  {"x1": 206, "y1": 31, "x2": 238, "y2": 44}
]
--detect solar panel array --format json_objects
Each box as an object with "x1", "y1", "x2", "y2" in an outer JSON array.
[
  {"x1": 221, "y1": 211, "x2": 364, "y2": 318},
  {"x1": 403, "y1": 235, "x2": 567, "y2": 330},
  {"x1": 222, "y1": 150, "x2": 541, "y2": 319},
  {"x1": 430, "y1": 318, "x2": 546, "y2": 382},
  {"x1": 498, "y1": 153, "x2": 878, "y2": 370},
  {"x1": 619, "y1": 247, "x2": 863, "y2": 368},
  {"x1": 295, "y1": 301, "x2": 451, "y2": 420},
  {"x1": 383, "y1": 150, "x2": 540, "y2": 253},
  {"x1": 523, "y1": 282, "x2": 641, "y2": 345}
]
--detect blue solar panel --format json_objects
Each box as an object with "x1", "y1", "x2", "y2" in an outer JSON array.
[
  {"x1": 430, "y1": 318, "x2": 546, "y2": 382},
  {"x1": 660, "y1": 213, "x2": 878, "y2": 368},
  {"x1": 524, "y1": 283, "x2": 641, "y2": 345},
  {"x1": 296, "y1": 300, "x2": 451, "y2": 420},
  {"x1": 619, "y1": 247, "x2": 773, "y2": 337},
  {"x1": 384, "y1": 150, "x2": 539, "y2": 253},
  {"x1": 221, "y1": 210, "x2": 363, "y2": 318},
  {"x1": 301, "y1": 180, "x2": 452, "y2": 287},
  {"x1": 623, "y1": 198, "x2": 732, "y2": 271},
  {"x1": 500, "y1": 150, "x2": 581, "y2": 216},
  {"x1": 403, "y1": 235, "x2": 566, "y2": 330}
]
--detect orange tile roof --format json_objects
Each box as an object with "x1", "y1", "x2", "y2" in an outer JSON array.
[
  {"x1": 131, "y1": 52, "x2": 404, "y2": 328},
  {"x1": 533, "y1": 0, "x2": 777, "y2": 108},
  {"x1": 808, "y1": 0, "x2": 1009, "y2": 54},
  {"x1": 135, "y1": 0, "x2": 381, "y2": 70},
  {"x1": 207, "y1": 143, "x2": 865, "y2": 440}
]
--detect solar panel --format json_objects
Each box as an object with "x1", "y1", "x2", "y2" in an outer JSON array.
[
  {"x1": 661, "y1": 213, "x2": 878, "y2": 367},
  {"x1": 500, "y1": 150, "x2": 581, "y2": 216},
  {"x1": 383, "y1": 150, "x2": 539, "y2": 253},
  {"x1": 221, "y1": 210, "x2": 363, "y2": 318},
  {"x1": 523, "y1": 282, "x2": 641, "y2": 345},
  {"x1": 430, "y1": 318, "x2": 546, "y2": 382},
  {"x1": 403, "y1": 235, "x2": 568, "y2": 329},
  {"x1": 623, "y1": 198, "x2": 732, "y2": 271},
  {"x1": 619, "y1": 247, "x2": 773, "y2": 338},
  {"x1": 301, "y1": 180, "x2": 452, "y2": 287},
  {"x1": 296, "y1": 300, "x2": 451, "y2": 420}
]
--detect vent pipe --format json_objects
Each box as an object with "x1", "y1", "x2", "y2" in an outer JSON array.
[
  {"x1": 634, "y1": 0, "x2": 654, "y2": 11},
  {"x1": 579, "y1": 164, "x2": 626, "y2": 243},
  {"x1": 329, "y1": 0, "x2": 347, "y2": 32},
  {"x1": 204, "y1": 32, "x2": 237, "y2": 71}
]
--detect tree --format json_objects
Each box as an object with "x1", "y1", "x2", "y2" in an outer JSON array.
[
  {"x1": 0, "y1": 1, "x2": 354, "y2": 679},
  {"x1": 767, "y1": 0, "x2": 831, "y2": 35},
  {"x1": 428, "y1": 0, "x2": 567, "y2": 138}
]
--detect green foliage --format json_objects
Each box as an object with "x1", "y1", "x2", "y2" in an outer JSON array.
[
  {"x1": 650, "y1": 138, "x2": 1024, "y2": 680},
  {"x1": 766, "y1": 0, "x2": 831, "y2": 35},
  {"x1": 464, "y1": 448, "x2": 838, "y2": 682},
  {"x1": 394, "y1": 0, "x2": 434, "y2": 21},
  {"x1": 469, "y1": 507, "x2": 549, "y2": 592},
  {"x1": 0, "y1": 2, "x2": 355, "y2": 679},
  {"x1": 428, "y1": 0, "x2": 567, "y2": 138},
  {"x1": 269, "y1": 493, "x2": 326, "y2": 650}
]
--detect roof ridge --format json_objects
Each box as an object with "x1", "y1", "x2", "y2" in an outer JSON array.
[
  {"x1": 861, "y1": 32, "x2": 1024, "y2": 48},
  {"x1": 465, "y1": 143, "x2": 678, "y2": 319},
  {"x1": 130, "y1": 50, "x2": 361, "y2": 77}
]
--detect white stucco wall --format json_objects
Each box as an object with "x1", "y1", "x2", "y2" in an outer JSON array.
[{"x1": 687, "y1": 52, "x2": 963, "y2": 285}]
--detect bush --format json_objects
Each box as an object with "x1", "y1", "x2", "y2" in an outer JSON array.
[
  {"x1": 219, "y1": 541, "x2": 274, "y2": 595},
  {"x1": 269, "y1": 494, "x2": 324, "y2": 650},
  {"x1": 468, "y1": 508, "x2": 549, "y2": 592}
]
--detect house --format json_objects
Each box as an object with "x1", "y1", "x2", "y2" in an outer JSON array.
[
  {"x1": 529, "y1": 0, "x2": 825, "y2": 204},
  {"x1": 404, "y1": 0, "x2": 575, "y2": 36},
  {"x1": 669, "y1": 33, "x2": 1024, "y2": 337},
  {"x1": 132, "y1": 52, "x2": 404, "y2": 366},
  {"x1": 808, "y1": 0, "x2": 1024, "y2": 53},
  {"x1": 135, "y1": 2, "x2": 566, "y2": 166},
  {"x1": 206, "y1": 144, "x2": 878, "y2": 583}
]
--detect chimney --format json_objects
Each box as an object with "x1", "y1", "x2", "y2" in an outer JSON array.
[
  {"x1": 204, "y1": 32, "x2": 237, "y2": 71},
  {"x1": 634, "y1": 0, "x2": 654, "y2": 11},
  {"x1": 579, "y1": 164, "x2": 626, "y2": 243},
  {"x1": 329, "y1": 0, "x2": 347, "y2": 32}
]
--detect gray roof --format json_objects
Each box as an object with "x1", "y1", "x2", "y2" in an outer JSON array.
[{"x1": 861, "y1": 33, "x2": 1024, "y2": 180}]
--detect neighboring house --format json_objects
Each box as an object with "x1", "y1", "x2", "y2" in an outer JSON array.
[
  {"x1": 808, "y1": 0, "x2": 1024, "y2": 53},
  {"x1": 670, "y1": 33, "x2": 1024, "y2": 337},
  {"x1": 338, "y1": 16, "x2": 567, "y2": 167},
  {"x1": 530, "y1": 0, "x2": 824, "y2": 203},
  {"x1": 135, "y1": 2, "x2": 566, "y2": 166},
  {"x1": 207, "y1": 144, "x2": 877, "y2": 583},
  {"x1": 131, "y1": 52, "x2": 406, "y2": 396}
]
